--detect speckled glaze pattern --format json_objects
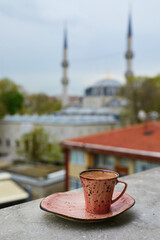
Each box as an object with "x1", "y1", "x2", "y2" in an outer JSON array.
[
  {"x1": 80, "y1": 169, "x2": 127, "y2": 214},
  {"x1": 80, "y1": 177, "x2": 116, "y2": 214},
  {"x1": 40, "y1": 191, "x2": 135, "y2": 222}
]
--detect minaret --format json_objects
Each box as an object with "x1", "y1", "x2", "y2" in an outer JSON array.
[
  {"x1": 61, "y1": 28, "x2": 69, "y2": 108},
  {"x1": 125, "y1": 13, "x2": 134, "y2": 79}
]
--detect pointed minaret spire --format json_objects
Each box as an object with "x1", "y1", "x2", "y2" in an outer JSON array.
[
  {"x1": 125, "y1": 11, "x2": 134, "y2": 79},
  {"x1": 64, "y1": 28, "x2": 67, "y2": 49},
  {"x1": 61, "y1": 25, "x2": 69, "y2": 108},
  {"x1": 128, "y1": 14, "x2": 132, "y2": 37}
]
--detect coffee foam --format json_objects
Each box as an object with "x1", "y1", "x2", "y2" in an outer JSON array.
[{"x1": 81, "y1": 171, "x2": 117, "y2": 180}]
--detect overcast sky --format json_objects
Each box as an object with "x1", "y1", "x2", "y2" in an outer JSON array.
[{"x1": 0, "y1": 0, "x2": 160, "y2": 96}]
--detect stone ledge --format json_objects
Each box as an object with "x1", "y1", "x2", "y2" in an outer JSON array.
[{"x1": 0, "y1": 167, "x2": 160, "y2": 240}]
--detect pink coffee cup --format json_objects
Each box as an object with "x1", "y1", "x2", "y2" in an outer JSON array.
[{"x1": 80, "y1": 169, "x2": 127, "y2": 214}]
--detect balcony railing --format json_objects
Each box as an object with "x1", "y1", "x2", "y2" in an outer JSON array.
[{"x1": 0, "y1": 167, "x2": 159, "y2": 240}]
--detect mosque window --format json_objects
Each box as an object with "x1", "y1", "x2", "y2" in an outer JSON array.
[
  {"x1": 6, "y1": 139, "x2": 10, "y2": 147},
  {"x1": 85, "y1": 79, "x2": 121, "y2": 97},
  {"x1": 107, "y1": 88, "x2": 110, "y2": 95}
]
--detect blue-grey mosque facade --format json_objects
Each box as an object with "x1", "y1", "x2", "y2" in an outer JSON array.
[{"x1": 85, "y1": 79, "x2": 121, "y2": 97}]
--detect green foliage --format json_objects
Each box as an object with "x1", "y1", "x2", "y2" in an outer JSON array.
[
  {"x1": 17, "y1": 127, "x2": 62, "y2": 164},
  {"x1": 25, "y1": 93, "x2": 62, "y2": 115},
  {"x1": 0, "y1": 78, "x2": 24, "y2": 117},
  {"x1": 0, "y1": 102, "x2": 6, "y2": 118},
  {"x1": 118, "y1": 75, "x2": 160, "y2": 124},
  {"x1": 0, "y1": 78, "x2": 62, "y2": 117},
  {"x1": 2, "y1": 91, "x2": 24, "y2": 115}
]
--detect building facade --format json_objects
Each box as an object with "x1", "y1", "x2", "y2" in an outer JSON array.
[
  {"x1": 82, "y1": 79, "x2": 126, "y2": 110},
  {"x1": 62, "y1": 121, "x2": 160, "y2": 190},
  {"x1": 0, "y1": 110, "x2": 120, "y2": 158}
]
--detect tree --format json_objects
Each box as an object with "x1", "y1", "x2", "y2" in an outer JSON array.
[
  {"x1": 0, "y1": 102, "x2": 6, "y2": 118},
  {"x1": 0, "y1": 78, "x2": 24, "y2": 117},
  {"x1": 25, "y1": 93, "x2": 62, "y2": 115},
  {"x1": 0, "y1": 78, "x2": 62, "y2": 116},
  {"x1": 118, "y1": 75, "x2": 160, "y2": 124},
  {"x1": 17, "y1": 127, "x2": 63, "y2": 164}
]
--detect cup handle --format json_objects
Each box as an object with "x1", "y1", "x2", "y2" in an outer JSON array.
[{"x1": 111, "y1": 180, "x2": 127, "y2": 204}]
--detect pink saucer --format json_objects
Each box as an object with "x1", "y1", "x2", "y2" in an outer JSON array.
[{"x1": 40, "y1": 191, "x2": 135, "y2": 222}]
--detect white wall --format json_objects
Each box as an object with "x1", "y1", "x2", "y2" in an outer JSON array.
[{"x1": 0, "y1": 121, "x2": 120, "y2": 158}]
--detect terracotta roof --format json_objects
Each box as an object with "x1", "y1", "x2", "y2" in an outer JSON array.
[{"x1": 62, "y1": 121, "x2": 160, "y2": 162}]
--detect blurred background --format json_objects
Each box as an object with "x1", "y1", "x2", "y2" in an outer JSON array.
[{"x1": 0, "y1": 0, "x2": 160, "y2": 208}]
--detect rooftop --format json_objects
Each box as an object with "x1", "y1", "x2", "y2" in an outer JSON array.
[
  {"x1": 2, "y1": 110, "x2": 119, "y2": 125},
  {"x1": 86, "y1": 79, "x2": 122, "y2": 88},
  {"x1": 0, "y1": 167, "x2": 159, "y2": 239},
  {"x1": 0, "y1": 172, "x2": 29, "y2": 206},
  {"x1": 93, "y1": 79, "x2": 122, "y2": 87},
  {"x1": 62, "y1": 121, "x2": 160, "y2": 162}
]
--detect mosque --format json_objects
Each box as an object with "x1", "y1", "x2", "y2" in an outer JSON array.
[
  {"x1": 61, "y1": 13, "x2": 134, "y2": 109},
  {"x1": 0, "y1": 13, "x2": 133, "y2": 160}
]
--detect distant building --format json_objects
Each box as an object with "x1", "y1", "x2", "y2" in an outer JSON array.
[
  {"x1": 0, "y1": 110, "x2": 120, "y2": 158},
  {"x1": 7, "y1": 169, "x2": 65, "y2": 200},
  {"x1": 82, "y1": 78, "x2": 126, "y2": 111},
  {"x1": 68, "y1": 96, "x2": 82, "y2": 107},
  {"x1": 85, "y1": 79, "x2": 121, "y2": 97},
  {"x1": 62, "y1": 121, "x2": 160, "y2": 190}
]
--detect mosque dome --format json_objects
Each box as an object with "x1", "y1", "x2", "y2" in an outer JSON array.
[{"x1": 85, "y1": 79, "x2": 122, "y2": 96}]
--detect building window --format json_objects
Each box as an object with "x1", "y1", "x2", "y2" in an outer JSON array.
[
  {"x1": 94, "y1": 154, "x2": 115, "y2": 169},
  {"x1": 95, "y1": 154, "x2": 105, "y2": 167},
  {"x1": 108, "y1": 99, "x2": 120, "y2": 107},
  {"x1": 104, "y1": 155, "x2": 115, "y2": 169},
  {"x1": 6, "y1": 139, "x2": 10, "y2": 147},
  {"x1": 70, "y1": 150, "x2": 84, "y2": 165},
  {"x1": 135, "y1": 160, "x2": 160, "y2": 173}
]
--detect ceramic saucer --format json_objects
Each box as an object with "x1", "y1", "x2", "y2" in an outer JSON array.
[{"x1": 40, "y1": 191, "x2": 135, "y2": 222}]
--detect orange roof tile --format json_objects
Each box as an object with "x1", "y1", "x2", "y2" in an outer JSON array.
[{"x1": 62, "y1": 121, "x2": 160, "y2": 162}]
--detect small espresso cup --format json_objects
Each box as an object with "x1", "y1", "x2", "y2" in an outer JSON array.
[{"x1": 80, "y1": 169, "x2": 127, "y2": 214}]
